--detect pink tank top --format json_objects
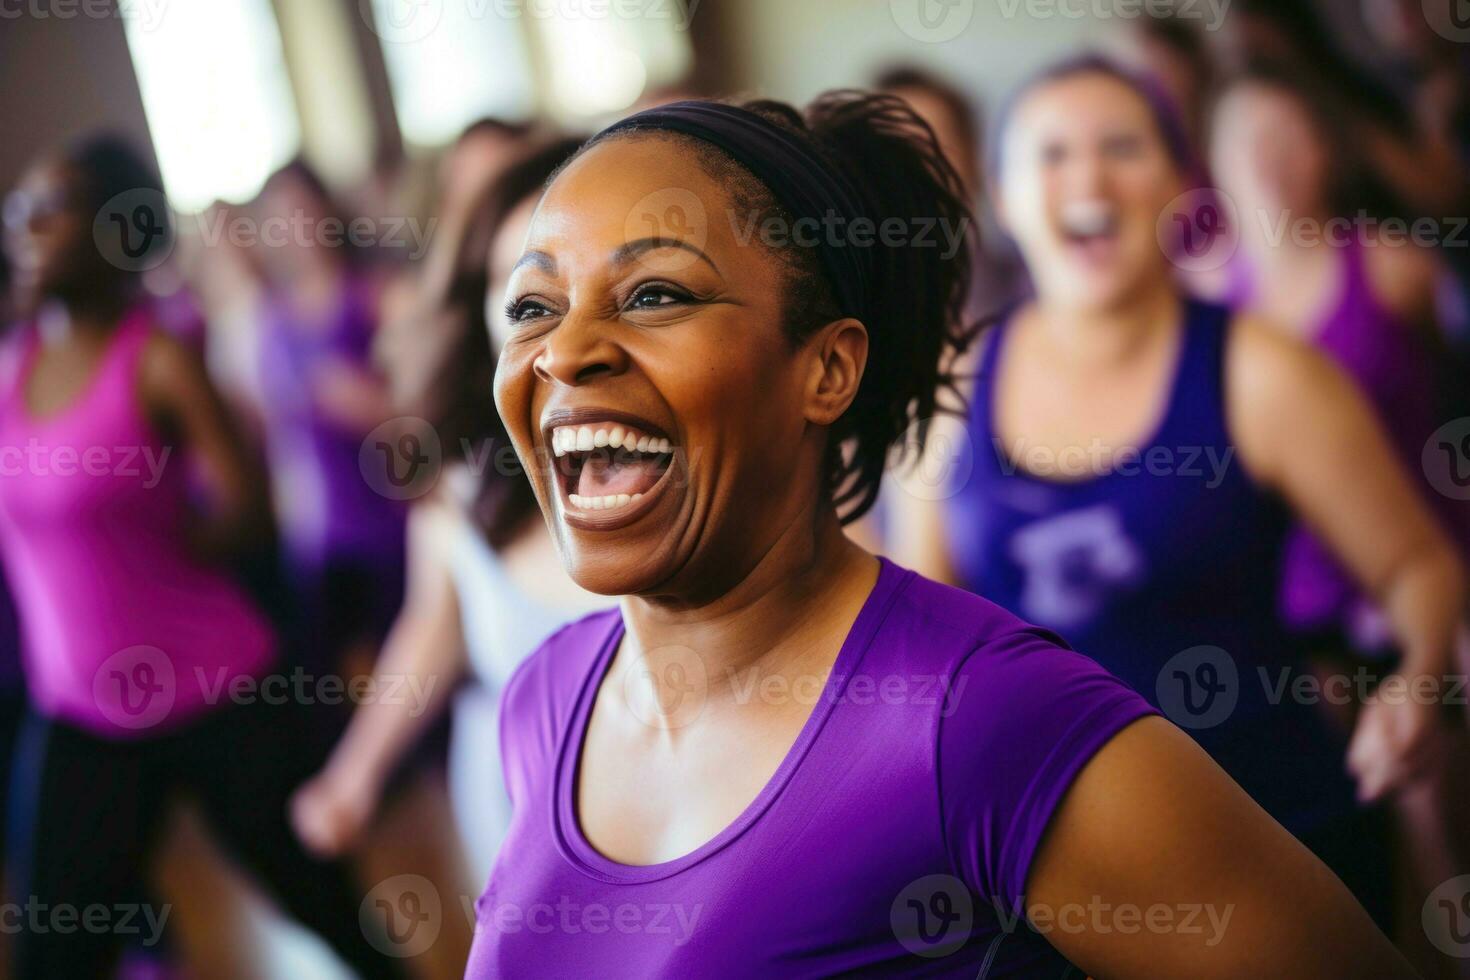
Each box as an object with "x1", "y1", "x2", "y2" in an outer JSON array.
[{"x1": 0, "y1": 308, "x2": 276, "y2": 738}]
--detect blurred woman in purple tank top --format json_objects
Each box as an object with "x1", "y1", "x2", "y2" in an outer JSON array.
[
  {"x1": 892, "y1": 55, "x2": 1467, "y2": 937},
  {"x1": 252, "y1": 161, "x2": 407, "y2": 681},
  {"x1": 1211, "y1": 60, "x2": 1467, "y2": 655},
  {"x1": 0, "y1": 135, "x2": 406, "y2": 980}
]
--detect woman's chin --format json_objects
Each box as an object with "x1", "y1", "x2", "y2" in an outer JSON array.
[{"x1": 562, "y1": 546, "x2": 677, "y2": 599}]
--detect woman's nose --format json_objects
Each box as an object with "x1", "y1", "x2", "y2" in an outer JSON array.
[{"x1": 532, "y1": 310, "x2": 631, "y2": 386}]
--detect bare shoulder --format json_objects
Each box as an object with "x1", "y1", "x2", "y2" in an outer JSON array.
[
  {"x1": 137, "y1": 326, "x2": 203, "y2": 394},
  {"x1": 1223, "y1": 313, "x2": 1353, "y2": 484},
  {"x1": 1364, "y1": 240, "x2": 1439, "y2": 323}
]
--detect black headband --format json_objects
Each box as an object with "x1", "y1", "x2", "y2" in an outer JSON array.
[{"x1": 599, "y1": 101, "x2": 873, "y2": 323}]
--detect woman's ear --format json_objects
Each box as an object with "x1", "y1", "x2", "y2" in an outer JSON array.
[{"x1": 804, "y1": 317, "x2": 868, "y2": 426}]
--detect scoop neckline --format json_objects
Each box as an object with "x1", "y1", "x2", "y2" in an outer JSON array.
[
  {"x1": 981, "y1": 299, "x2": 1194, "y2": 490},
  {"x1": 552, "y1": 556, "x2": 910, "y2": 884},
  {"x1": 10, "y1": 308, "x2": 146, "y2": 427}
]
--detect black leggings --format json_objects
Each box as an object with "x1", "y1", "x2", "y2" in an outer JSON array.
[{"x1": 5, "y1": 698, "x2": 406, "y2": 979}]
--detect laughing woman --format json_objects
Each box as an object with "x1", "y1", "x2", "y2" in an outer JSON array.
[{"x1": 466, "y1": 95, "x2": 1414, "y2": 978}]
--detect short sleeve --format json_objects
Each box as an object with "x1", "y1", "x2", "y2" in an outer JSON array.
[{"x1": 938, "y1": 629, "x2": 1156, "y2": 909}]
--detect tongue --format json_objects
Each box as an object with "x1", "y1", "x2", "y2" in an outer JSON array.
[
  {"x1": 1069, "y1": 233, "x2": 1117, "y2": 264},
  {"x1": 580, "y1": 453, "x2": 666, "y2": 497}
]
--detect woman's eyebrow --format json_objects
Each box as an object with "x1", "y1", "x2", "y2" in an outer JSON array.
[
  {"x1": 612, "y1": 237, "x2": 720, "y2": 275},
  {"x1": 511, "y1": 250, "x2": 555, "y2": 275}
]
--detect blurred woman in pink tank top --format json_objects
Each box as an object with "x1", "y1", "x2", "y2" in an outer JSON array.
[{"x1": 0, "y1": 135, "x2": 405, "y2": 979}]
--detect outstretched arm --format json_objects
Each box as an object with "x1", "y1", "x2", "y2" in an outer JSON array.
[
  {"x1": 291, "y1": 496, "x2": 468, "y2": 856},
  {"x1": 1228, "y1": 316, "x2": 1467, "y2": 800},
  {"x1": 1028, "y1": 716, "x2": 1416, "y2": 978}
]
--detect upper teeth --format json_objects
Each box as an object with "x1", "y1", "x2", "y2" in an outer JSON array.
[
  {"x1": 551, "y1": 424, "x2": 672, "y2": 457},
  {"x1": 1060, "y1": 200, "x2": 1116, "y2": 236}
]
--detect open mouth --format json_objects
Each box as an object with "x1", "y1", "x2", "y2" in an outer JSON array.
[
  {"x1": 1058, "y1": 199, "x2": 1121, "y2": 262},
  {"x1": 549, "y1": 419, "x2": 675, "y2": 517}
]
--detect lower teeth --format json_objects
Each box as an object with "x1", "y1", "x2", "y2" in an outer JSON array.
[{"x1": 569, "y1": 492, "x2": 644, "y2": 511}]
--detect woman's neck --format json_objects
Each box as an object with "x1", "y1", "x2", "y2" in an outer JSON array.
[
  {"x1": 618, "y1": 505, "x2": 878, "y2": 723},
  {"x1": 1030, "y1": 276, "x2": 1182, "y2": 368},
  {"x1": 35, "y1": 297, "x2": 122, "y2": 346}
]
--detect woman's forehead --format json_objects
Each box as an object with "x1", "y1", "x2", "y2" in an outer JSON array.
[
  {"x1": 525, "y1": 138, "x2": 732, "y2": 262},
  {"x1": 1012, "y1": 73, "x2": 1156, "y2": 136}
]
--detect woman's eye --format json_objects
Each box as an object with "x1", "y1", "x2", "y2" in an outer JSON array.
[
  {"x1": 1102, "y1": 134, "x2": 1144, "y2": 159},
  {"x1": 504, "y1": 298, "x2": 552, "y2": 324},
  {"x1": 626, "y1": 285, "x2": 688, "y2": 310}
]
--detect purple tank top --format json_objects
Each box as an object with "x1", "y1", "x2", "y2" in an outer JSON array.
[
  {"x1": 256, "y1": 274, "x2": 404, "y2": 569},
  {"x1": 1235, "y1": 241, "x2": 1466, "y2": 647},
  {"x1": 0, "y1": 310, "x2": 276, "y2": 737},
  {"x1": 946, "y1": 300, "x2": 1356, "y2": 833},
  {"x1": 467, "y1": 559, "x2": 1155, "y2": 977}
]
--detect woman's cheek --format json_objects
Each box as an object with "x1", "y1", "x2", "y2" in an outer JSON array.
[{"x1": 492, "y1": 347, "x2": 537, "y2": 449}]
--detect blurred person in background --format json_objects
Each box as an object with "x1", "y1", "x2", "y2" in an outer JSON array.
[
  {"x1": 376, "y1": 118, "x2": 534, "y2": 366},
  {"x1": 254, "y1": 157, "x2": 495, "y2": 980},
  {"x1": 1211, "y1": 61, "x2": 1461, "y2": 640},
  {"x1": 252, "y1": 159, "x2": 405, "y2": 684},
  {"x1": 1211, "y1": 0, "x2": 1470, "y2": 352},
  {"x1": 1211, "y1": 60, "x2": 1470, "y2": 977},
  {"x1": 292, "y1": 135, "x2": 603, "y2": 891},
  {"x1": 0, "y1": 565, "x2": 21, "y2": 976},
  {"x1": 0, "y1": 227, "x2": 22, "y2": 934},
  {"x1": 1118, "y1": 10, "x2": 1213, "y2": 159},
  {"x1": 861, "y1": 66, "x2": 1023, "y2": 555},
  {"x1": 892, "y1": 56, "x2": 1467, "y2": 928},
  {"x1": 0, "y1": 134, "x2": 404, "y2": 979},
  {"x1": 876, "y1": 64, "x2": 1023, "y2": 319},
  {"x1": 185, "y1": 200, "x2": 273, "y2": 426},
  {"x1": 1361, "y1": 0, "x2": 1470, "y2": 347},
  {"x1": 1209, "y1": 0, "x2": 1464, "y2": 219}
]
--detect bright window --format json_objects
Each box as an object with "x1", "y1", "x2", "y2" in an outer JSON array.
[
  {"x1": 367, "y1": 0, "x2": 536, "y2": 147},
  {"x1": 123, "y1": 0, "x2": 300, "y2": 212},
  {"x1": 532, "y1": 3, "x2": 693, "y2": 120}
]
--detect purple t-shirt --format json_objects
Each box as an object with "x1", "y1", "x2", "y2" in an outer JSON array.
[{"x1": 466, "y1": 559, "x2": 1155, "y2": 977}]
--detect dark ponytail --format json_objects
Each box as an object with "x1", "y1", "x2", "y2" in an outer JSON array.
[{"x1": 794, "y1": 91, "x2": 976, "y2": 522}]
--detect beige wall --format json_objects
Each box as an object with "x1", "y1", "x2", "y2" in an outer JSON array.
[
  {"x1": 721, "y1": 0, "x2": 1111, "y2": 111},
  {"x1": 0, "y1": 9, "x2": 155, "y2": 193}
]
